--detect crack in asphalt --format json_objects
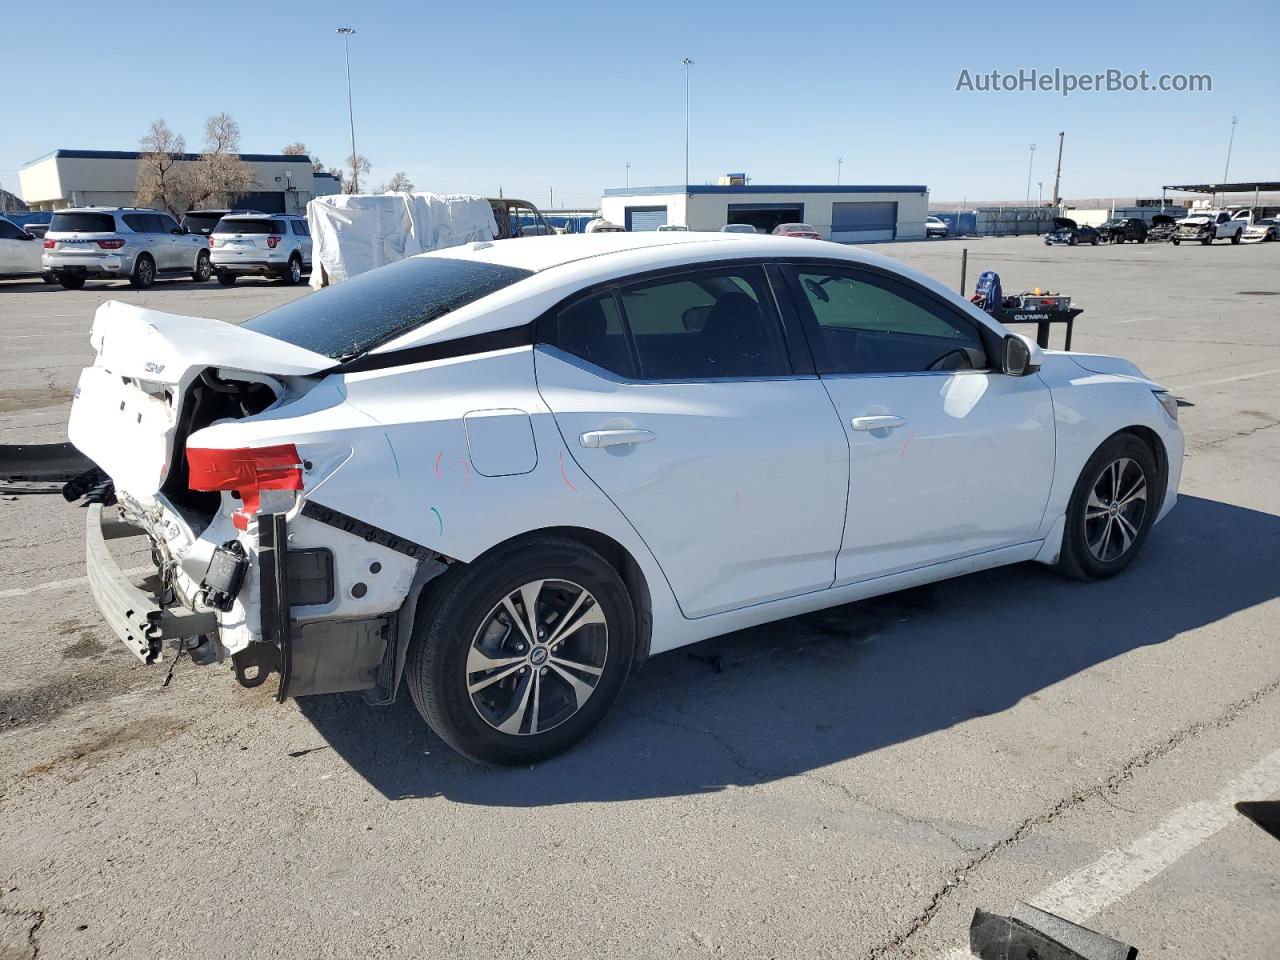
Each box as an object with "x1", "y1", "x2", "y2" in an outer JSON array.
[
  {"x1": 860, "y1": 672, "x2": 1280, "y2": 959},
  {"x1": 1190, "y1": 418, "x2": 1280, "y2": 450},
  {"x1": 0, "y1": 906, "x2": 46, "y2": 960}
]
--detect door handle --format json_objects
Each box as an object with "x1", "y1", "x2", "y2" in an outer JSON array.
[
  {"x1": 579, "y1": 429, "x2": 656, "y2": 449},
  {"x1": 850, "y1": 415, "x2": 907, "y2": 432}
]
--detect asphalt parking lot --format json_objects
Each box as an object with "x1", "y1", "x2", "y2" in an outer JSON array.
[{"x1": 1, "y1": 237, "x2": 1278, "y2": 959}]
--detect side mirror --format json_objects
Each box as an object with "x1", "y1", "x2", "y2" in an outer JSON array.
[
  {"x1": 171, "y1": 228, "x2": 185, "y2": 235},
  {"x1": 1002, "y1": 333, "x2": 1043, "y2": 376}
]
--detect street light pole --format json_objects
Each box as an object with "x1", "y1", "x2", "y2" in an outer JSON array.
[
  {"x1": 836, "y1": 157, "x2": 842, "y2": 184},
  {"x1": 625, "y1": 160, "x2": 630, "y2": 188},
  {"x1": 681, "y1": 58, "x2": 694, "y2": 190},
  {"x1": 1223, "y1": 114, "x2": 1238, "y2": 185},
  {"x1": 1024, "y1": 143, "x2": 1036, "y2": 203},
  {"x1": 337, "y1": 27, "x2": 359, "y2": 193}
]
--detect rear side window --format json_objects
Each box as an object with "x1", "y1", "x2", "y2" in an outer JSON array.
[
  {"x1": 291, "y1": 220, "x2": 309, "y2": 236},
  {"x1": 619, "y1": 266, "x2": 790, "y2": 379},
  {"x1": 156, "y1": 214, "x2": 181, "y2": 233},
  {"x1": 242, "y1": 256, "x2": 533, "y2": 359},
  {"x1": 214, "y1": 219, "x2": 275, "y2": 234},
  {"x1": 50, "y1": 212, "x2": 115, "y2": 233},
  {"x1": 0, "y1": 220, "x2": 27, "y2": 240},
  {"x1": 122, "y1": 214, "x2": 148, "y2": 232},
  {"x1": 556, "y1": 294, "x2": 635, "y2": 378}
]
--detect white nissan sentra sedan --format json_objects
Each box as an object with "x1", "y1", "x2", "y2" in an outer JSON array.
[{"x1": 68, "y1": 232, "x2": 1183, "y2": 764}]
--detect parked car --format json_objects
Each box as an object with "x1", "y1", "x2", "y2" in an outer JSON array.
[
  {"x1": 1171, "y1": 209, "x2": 1248, "y2": 245},
  {"x1": 210, "y1": 214, "x2": 311, "y2": 286},
  {"x1": 1044, "y1": 217, "x2": 1100, "y2": 246},
  {"x1": 656, "y1": 224, "x2": 690, "y2": 232},
  {"x1": 926, "y1": 215, "x2": 949, "y2": 238},
  {"x1": 489, "y1": 199, "x2": 555, "y2": 239},
  {"x1": 1099, "y1": 218, "x2": 1148, "y2": 244},
  {"x1": 1241, "y1": 217, "x2": 1279, "y2": 243},
  {"x1": 584, "y1": 219, "x2": 624, "y2": 233},
  {"x1": 21, "y1": 223, "x2": 49, "y2": 240},
  {"x1": 42, "y1": 207, "x2": 212, "y2": 289},
  {"x1": 1146, "y1": 214, "x2": 1178, "y2": 242},
  {"x1": 69, "y1": 232, "x2": 1183, "y2": 765},
  {"x1": 720, "y1": 223, "x2": 759, "y2": 234},
  {"x1": 0, "y1": 216, "x2": 45, "y2": 280},
  {"x1": 773, "y1": 222, "x2": 822, "y2": 239},
  {"x1": 181, "y1": 208, "x2": 265, "y2": 237}
]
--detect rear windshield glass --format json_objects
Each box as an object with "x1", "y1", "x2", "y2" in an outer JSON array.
[
  {"x1": 50, "y1": 212, "x2": 115, "y2": 233},
  {"x1": 184, "y1": 214, "x2": 224, "y2": 235},
  {"x1": 214, "y1": 219, "x2": 278, "y2": 234},
  {"x1": 242, "y1": 256, "x2": 534, "y2": 360}
]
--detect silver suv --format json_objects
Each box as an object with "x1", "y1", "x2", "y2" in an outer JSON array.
[
  {"x1": 210, "y1": 214, "x2": 312, "y2": 286},
  {"x1": 42, "y1": 208, "x2": 212, "y2": 290}
]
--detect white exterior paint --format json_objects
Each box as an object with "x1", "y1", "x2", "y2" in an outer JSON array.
[
  {"x1": 18, "y1": 151, "x2": 324, "y2": 214},
  {"x1": 68, "y1": 232, "x2": 1183, "y2": 760},
  {"x1": 601, "y1": 188, "x2": 929, "y2": 241}
]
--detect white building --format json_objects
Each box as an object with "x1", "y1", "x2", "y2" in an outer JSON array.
[
  {"x1": 18, "y1": 149, "x2": 340, "y2": 214},
  {"x1": 599, "y1": 183, "x2": 930, "y2": 241}
]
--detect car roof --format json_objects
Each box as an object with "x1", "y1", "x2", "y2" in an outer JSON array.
[
  {"x1": 221, "y1": 213, "x2": 301, "y2": 219},
  {"x1": 54, "y1": 207, "x2": 162, "y2": 215}
]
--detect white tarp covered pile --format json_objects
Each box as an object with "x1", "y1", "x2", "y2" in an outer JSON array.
[{"x1": 306, "y1": 192, "x2": 498, "y2": 289}]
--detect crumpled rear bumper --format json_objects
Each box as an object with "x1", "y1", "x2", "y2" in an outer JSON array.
[{"x1": 85, "y1": 503, "x2": 217, "y2": 664}]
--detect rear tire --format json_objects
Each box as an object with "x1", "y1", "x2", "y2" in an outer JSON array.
[
  {"x1": 192, "y1": 252, "x2": 211, "y2": 282},
  {"x1": 1231, "y1": 232, "x2": 1241, "y2": 244},
  {"x1": 1055, "y1": 432, "x2": 1160, "y2": 581},
  {"x1": 280, "y1": 255, "x2": 302, "y2": 285},
  {"x1": 215, "y1": 271, "x2": 236, "y2": 286},
  {"x1": 1200, "y1": 236, "x2": 1212, "y2": 245},
  {"x1": 1172, "y1": 237, "x2": 1181, "y2": 246},
  {"x1": 406, "y1": 536, "x2": 635, "y2": 765},
  {"x1": 129, "y1": 254, "x2": 155, "y2": 289},
  {"x1": 57, "y1": 274, "x2": 85, "y2": 290}
]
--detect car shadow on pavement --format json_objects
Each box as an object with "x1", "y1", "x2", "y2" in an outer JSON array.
[{"x1": 297, "y1": 494, "x2": 1280, "y2": 803}]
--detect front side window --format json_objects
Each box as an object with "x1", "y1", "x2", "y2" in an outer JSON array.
[
  {"x1": 791, "y1": 266, "x2": 987, "y2": 375},
  {"x1": 156, "y1": 214, "x2": 181, "y2": 234},
  {"x1": 0, "y1": 219, "x2": 27, "y2": 240},
  {"x1": 291, "y1": 220, "x2": 309, "y2": 236}
]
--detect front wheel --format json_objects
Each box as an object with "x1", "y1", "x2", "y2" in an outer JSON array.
[
  {"x1": 406, "y1": 536, "x2": 635, "y2": 765},
  {"x1": 1231, "y1": 232, "x2": 1241, "y2": 244},
  {"x1": 1091, "y1": 235, "x2": 1099, "y2": 245},
  {"x1": 1056, "y1": 432, "x2": 1160, "y2": 581},
  {"x1": 1201, "y1": 236, "x2": 1212, "y2": 245},
  {"x1": 1172, "y1": 237, "x2": 1181, "y2": 246},
  {"x1": 192, "y1": 252, "x2": 211, "y2": 282}
]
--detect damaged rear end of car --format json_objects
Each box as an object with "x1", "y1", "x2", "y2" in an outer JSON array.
[{"x1": 69, "y1": 299, "x2": 448, "y2": 703}]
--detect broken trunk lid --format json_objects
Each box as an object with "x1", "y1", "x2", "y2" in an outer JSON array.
[{"x1": 68, "y1": 300, "x2": 333, "y2": 500}]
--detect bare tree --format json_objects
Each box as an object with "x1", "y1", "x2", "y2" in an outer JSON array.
[
  {"x1": 283, "y1": 141, "x2": 327, "y2": 173},
  {"x1": 135, "y1": 119, "x2": 194, "y2": 216},
  {"x1": 191, "y1": 113, "x2": 255, "y2": 208},
  {"x1": 343, "y1": 154, "x2": 372, "y2": 194},
  {"x1": 378, "y1": 171, "x2": 414, "y2": 193}
]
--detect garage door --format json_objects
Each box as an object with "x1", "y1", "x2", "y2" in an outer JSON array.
[
  {"x1": 830, "y1": 201, "x2": 897, "y2": 243},
  {"x1": 626, "y1": 207, "x2": 668, "y2": 231}
]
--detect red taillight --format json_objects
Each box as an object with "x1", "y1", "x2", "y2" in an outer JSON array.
[
  {"x1": 96, "y1": 238, "x2": 125, "y2": 249},
  {"x1": 208, "y1": 236, "x2": 215, "y2": 247},
  {"x1": 43, "y1": 239, "x2": 55, "y2": 248},
  {"x1": 187, "y1": 444, "x2": 303, "y2": 529},
  {"x1": 266, "y1": 235, "x2": 282, "y2": 249}
]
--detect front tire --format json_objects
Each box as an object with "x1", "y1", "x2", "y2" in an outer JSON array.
[
  {"x1": 1231, "y1": 232, "x2": 1241, "y2": 244},
  {"x1": 1056, "y1": 432, "x2": 1160, "y2": 581},
  {"x1": 406, "y1": 536, "x2": 635, "y2": 765},
  {"x1": 192, "y1": 252, "x2": 211, "y2": 282},
  {"x1": 129, "y1": 254, "x2": 155, "y2": 289},
  {"x1": 1172, "y1": 237, "x2": 1181, "y2": 246}
]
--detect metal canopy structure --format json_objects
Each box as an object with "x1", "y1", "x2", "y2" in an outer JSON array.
[{"x1": 1162, "y1": 181, "x2": 1280, "y2": 193}]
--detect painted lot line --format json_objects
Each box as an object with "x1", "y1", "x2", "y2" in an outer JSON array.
[
  {"x1": 0, "y1": 565, "x2": 151, "y2": 600},
  {"x1": 1173, "y1": 367, "x2": 1280, "y2": 392},
  {"x1": 935, "y1": 747, "x2": 1280, "y2": 958}
]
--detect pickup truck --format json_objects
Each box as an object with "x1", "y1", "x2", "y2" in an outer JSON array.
[{"x1": 1171, "y1": 209, "x2": 1250, "y2": 245}]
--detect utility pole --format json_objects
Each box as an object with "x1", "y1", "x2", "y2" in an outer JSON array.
[
  {"x1": 337, "y1": 27, "x2": 359, "y2": 193},
  {"x1": 1223, "y1": 114, "x2": 1238, "y2": 184},
  {"x1": 836, "y1": 157, "x2": 843, "y2": 184},
  {"x1": 549, "y1": 187, "x2": 554, "y2": 210},
  {"x1": 1050, "y1": 131, "x2": 1065, "y2": 207},
  {"x1": 681, "y1": 57, "x2": 694, "y2": 190},
  {"x1": 625, "y1": 160, "x2": 630, "y2": 188},
  {"x1": 1024, "y1": 144, "x2": 1036, "y2": 203},
  {"x1": 1037, "y1": 181, "x2": 1043, "y2": 205}
]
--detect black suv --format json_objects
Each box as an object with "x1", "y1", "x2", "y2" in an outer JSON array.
[{"x1": 1100, "y1": 217, "x2": 1148, "y2": 244}]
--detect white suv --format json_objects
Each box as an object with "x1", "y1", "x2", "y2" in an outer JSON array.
[
  {"x1": 43, "y1": 208, "x2": 212, "y2": 289},
  {"x1": 210, "y1": 214, "x2": 312, "y2": 285}
]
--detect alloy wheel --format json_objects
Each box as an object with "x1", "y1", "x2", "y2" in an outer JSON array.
[
  {"x1": 1084, "y1": 457, "x2": 1148, "y2": 562},
  {"x1": 466, "y1": 579, "x2": 608, "y2": 736}
]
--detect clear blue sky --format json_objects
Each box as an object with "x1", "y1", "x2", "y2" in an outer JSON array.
[{"x1": 3, "y1": 0, "x2": 1277, "y2": 207}]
